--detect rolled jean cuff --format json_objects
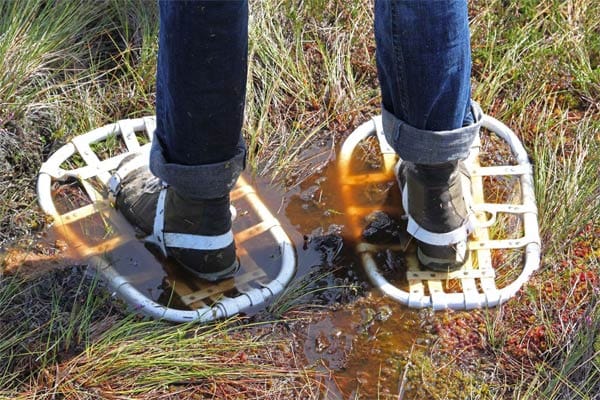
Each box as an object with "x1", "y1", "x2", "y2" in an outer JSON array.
[
  {"x1": 149, "y1": 139, "x2": 246, "y2": 200},
  {"x1": 382, "y1": 101, "x2": 483, "y2": 164}
]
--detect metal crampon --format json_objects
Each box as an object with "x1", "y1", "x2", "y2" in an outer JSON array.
[
  {"x1": 37, "y1": 117, "x2": 296, "y2": 322},
  {"x1": 338, "y1": 115, "x2": 541, "y2": 310}
]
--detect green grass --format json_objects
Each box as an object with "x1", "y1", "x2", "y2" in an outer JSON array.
[
  {"x1": 18, "y1": 317, "x2": 318, "y2": 398},
  {"x1": 0, "y1": 267, "x2": 121, "y2": 392},
  {"x1": 0, "y1": 269, "x2": 318, "y2": 399},
  {"x1": 0, "y1": 0, "x2": 599, "y2": 398},
  {"x1": 534, "y1": 110, "x2": 600, "y2": 258},
  {"x1": 246, "y1": 0, "x2": 378, "y2": 181}
]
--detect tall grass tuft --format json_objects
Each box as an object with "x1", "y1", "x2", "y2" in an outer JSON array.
[
  {"x1": 19, "y1": 318, "x2": 319, "y2": 399},
  {"x1": 0, "y1": 0, "x2": 158, "y2": 244},
  {"x1": 245, "y1": 1, "x2": 378, "y2": 182},
  {"x1": 533, "y1": 108, "x2": 599, "y2": 259},
  {"x1": 0, "y1": 267, "x2": 123, "y2": 392}
]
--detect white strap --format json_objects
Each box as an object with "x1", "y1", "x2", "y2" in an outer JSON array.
[
  {"x1": 406, "y1": 215, "x2": 473, "y2": 246},
  {"x1": 164, "y1": 231, "x2": 234, "y2": 250},
  {"x1": 147, "y1": 187, "x2": 234, "y2": 255},
  {"x1": 149, "y1": 187, "x2": 168, "y2": 256},
  {"x1": 402, "y1": 184, "x2": 475, "y2": 246}
]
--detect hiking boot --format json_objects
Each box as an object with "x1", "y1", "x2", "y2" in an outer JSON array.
[
  {"x1": 398, "y1": 160, "x2": 473, "y2": 271},
  {"x1": 109, "y1": 152, "x2": 239, "y2": 281}
]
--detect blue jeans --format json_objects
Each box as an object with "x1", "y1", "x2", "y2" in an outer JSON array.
[
  {"x1": 150, "y1": 0, "x2": 248, "y2": 200},
  {"x1": 375, "y1": 0, "x2": 481, "y2": 164},
  {"x1": 150, "y1": 0, "x2": 481, "y2": 200}
]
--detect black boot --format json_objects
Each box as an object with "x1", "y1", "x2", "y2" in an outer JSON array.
[
  {"x1": 111, "y1": 152, "x2": 239, "y2": 281},
  {"x1": 401, "y1": 161, "x2": 471, "y2": 271}
]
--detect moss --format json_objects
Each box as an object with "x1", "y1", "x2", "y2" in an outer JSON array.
[{"x1": 400, "y1": 352, "x2": 494, "y2": 400}]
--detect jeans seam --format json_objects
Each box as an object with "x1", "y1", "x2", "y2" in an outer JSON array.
[{"x1": 390, "y1": 1, "x2": 408, "y2": 119}]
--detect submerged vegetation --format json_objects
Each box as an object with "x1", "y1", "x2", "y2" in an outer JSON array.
[{"x1": 0, "y1": 0, "x2": 598, "y2": 398}]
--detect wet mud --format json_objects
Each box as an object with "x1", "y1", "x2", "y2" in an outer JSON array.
[
  {"x1": 251, "y1": 144, "x2": 427, "y2": 398},
  {"x1": 1, "y1": 127, "x2": 529, "y2": 398}
]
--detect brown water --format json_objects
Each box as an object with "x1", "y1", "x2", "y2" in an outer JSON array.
[
  {"x1": 264, "y1": 142, "x2": 425, "y2": 398},
  {"x1": 20, "y1": 129, "x2": 524, "y2": 398},
  {"x1": 27, "y1": 138, "x2": 425, "y2": 398}
]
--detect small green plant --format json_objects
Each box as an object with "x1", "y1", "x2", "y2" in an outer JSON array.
[{"x1": 267, "y1": 266, "x2": 359, "y2": 318}]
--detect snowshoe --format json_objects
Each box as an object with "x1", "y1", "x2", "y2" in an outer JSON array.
[
  {"x1": 338, "y1": 113, "x2": 541, "y2": 310},
  {"x1": 37, "y1": 117, "x2": 295, "y2": 322}
]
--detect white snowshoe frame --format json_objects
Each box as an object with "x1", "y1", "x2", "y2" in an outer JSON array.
[
  {"x1": 37, "y1": 117, "x2": 296, "y2": 323},
  {"x1": 339, "y1": 115, "x2": 541, "y2": 310}
]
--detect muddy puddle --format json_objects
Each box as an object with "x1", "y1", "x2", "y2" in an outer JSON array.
[
  {"x1": 259, "y1": 140, "x2": 427, "y2": 398},
  {"x1": 2, "y1": 126, "x2": 524, "y2": 398},
  {"x1": 259, "y1": 127, "x2": 524, "y2": 398}
]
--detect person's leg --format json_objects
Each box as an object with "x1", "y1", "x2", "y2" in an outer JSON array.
[
  {"x1": 374, "y1": 0, "x2": 482, "y2": 270},
  {"x1": 151, "y1": 0, "x2": 248, "y2": 197},
  {"x1": 113, "y1": 0, "x2": 249, "y2": 281}
]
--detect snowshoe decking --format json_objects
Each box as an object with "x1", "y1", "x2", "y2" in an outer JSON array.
[
  {"x1": 338, "y1": 115, "x2": 541, "y2": 310},
  {"x1": 37, "y1": 117, "x2": 295, "y2": 322}
]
